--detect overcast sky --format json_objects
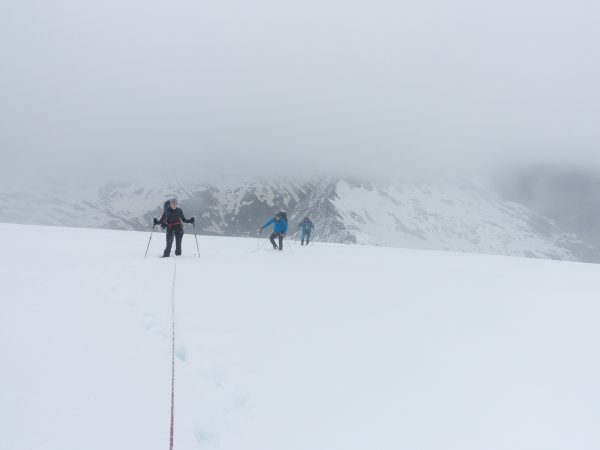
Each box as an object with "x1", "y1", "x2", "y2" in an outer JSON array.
[{"x1": 1, "y1": 0, "x2": 599, "y2": 183}]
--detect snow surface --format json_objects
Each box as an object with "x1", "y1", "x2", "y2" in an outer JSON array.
[{"x1": 1, "y1": 222, "x2": 600, "y2": 450}]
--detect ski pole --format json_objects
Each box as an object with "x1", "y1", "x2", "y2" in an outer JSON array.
[
  {"x1": 145, "y1": 223, "x2": 156, "y2": 258},
  {"x1": 192, "y1": 222, "x2": 200, "y2": 257}
]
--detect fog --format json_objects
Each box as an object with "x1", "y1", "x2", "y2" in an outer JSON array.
[
  {"x1": 497, "y1": 164, "x2": 600, "y2": 248},
  {"x1": 1, "y1": 0, "x2": 599, "y2": 184}
]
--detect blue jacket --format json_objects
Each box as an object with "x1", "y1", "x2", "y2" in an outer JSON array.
[
  {"x1": 298, "y1": 220, "x2": 314, "y2": 233},
  {"x1": 263, "y1": 217, "x2": 288, "y2": 234}
]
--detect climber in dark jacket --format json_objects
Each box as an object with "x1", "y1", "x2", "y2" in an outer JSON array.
[{"x1": 153, "y1": 198, "x2": 194, "y2": 257}]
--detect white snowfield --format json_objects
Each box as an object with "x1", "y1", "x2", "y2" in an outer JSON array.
[{"x1": 1, "y1": 222, "x2": 600, "y2": 450}]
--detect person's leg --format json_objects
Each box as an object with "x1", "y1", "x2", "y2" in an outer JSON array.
[
  {"x1": 270, "y1": 232, "x2": 278, "y2": 249},
  {"x1": 175, "y1": 228, "x2": 183, "y2": 255},
  {"x1": 306, "y1": 231, "x2": 311, "y2": 245},
  {"x1": 301, "y1": 230, "x2": 306, "y2": 245},
  {"x1": 164, "y1": 228, "x2": 174, "y2": 257},
  {"x1": 278, "y1": 233, "x2": 283, "y2": 251}
]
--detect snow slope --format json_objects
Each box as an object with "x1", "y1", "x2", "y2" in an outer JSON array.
[{"x1": 2, "y1": 223, "x2": 600, "y2": 450}]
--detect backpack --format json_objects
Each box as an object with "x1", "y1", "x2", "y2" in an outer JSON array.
[
  {"x1": 163, "y1": 200, "x2": 182, "y2": 223},
  {"x1": 276, "y1": 211, "x2": 288, "y2": 222}
]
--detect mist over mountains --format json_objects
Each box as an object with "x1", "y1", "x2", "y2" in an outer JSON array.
[
  {"x1": 498, "y1": 165, "x2": 600, "y2": 252},
  {"x1": 2, "y1": 1, "x2": 599, "y2": 263},
  {"x1": 1, "y1": 171, "x2": 598, "y2": 263}
]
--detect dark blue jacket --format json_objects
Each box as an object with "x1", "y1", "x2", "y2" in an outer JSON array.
[
  {"x1": 298, "y1": 219, "x2": 314, "y2": 233},
  {"x1": 263, "y1": 217, "x2": 288, "y2": 234},
  {"x1": 159, "y1": 207, "x2": 192, "y2": 228}
]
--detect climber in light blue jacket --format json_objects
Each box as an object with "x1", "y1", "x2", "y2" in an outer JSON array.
[
  {"x1": 298, "y1": 216, "x2": 314, "y2": 246},
  {"x1": 260, "y1": 211, "x2": 288, "y2": 251}
]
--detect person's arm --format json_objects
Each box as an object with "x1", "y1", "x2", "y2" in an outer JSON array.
[
  {"x1": 179, "y1": 209, "x2": 194, "y2": 224},
  {"x1": 282, "y1": 220, "x2": 288, "y2": 234},
  {"x1": 259, "y1": 218, "x2": 274, "y2": 233}
]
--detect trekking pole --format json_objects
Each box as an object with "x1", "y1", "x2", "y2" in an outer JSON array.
[
  {"x1": 145, "y1": 224, "x2": 156, "y2": 258},
  {"x1": 192, "y1": 222, "x2": 200, "y2": 257}
]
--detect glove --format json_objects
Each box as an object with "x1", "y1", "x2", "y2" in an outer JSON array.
[
  {"x1": 153, "y1": 218, "x2": 159, "y2": 225},
  {"x1": 281, "y1": 233, "x2": 286, "y2": 238},
  {"x1": 190, "y1": 217, "x2": 195, "y2": 224},
  {"x1": 259, "y1": 227, "x2": 263, "y2": 234}
]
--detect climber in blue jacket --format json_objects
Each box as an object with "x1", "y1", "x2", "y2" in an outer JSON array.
[
  {"x1": 260, "y1": 212, "x2": 288, "y2": 251},
  {"x1": 298, "y1": 216, "x2": 314, "y2": 246}
]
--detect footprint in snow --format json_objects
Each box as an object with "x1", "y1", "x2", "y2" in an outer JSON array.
[
  {"x1": 143, "y1": 320, "x2": 158, "y2": 330},
  {"x1": 194, "y1": 429, "x2": 220, "y2": 448},
  {"x1": 175, "y1": 345, "x2": 187, "y2": 361}
]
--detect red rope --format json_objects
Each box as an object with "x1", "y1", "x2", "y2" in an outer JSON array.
[{"x1": 169, "y1": 259, "x2": 177, "y2": 450}]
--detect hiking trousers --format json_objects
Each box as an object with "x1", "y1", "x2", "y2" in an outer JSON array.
[
  {"x1": 164, "y1": 225, "x2": 184, "y2": 256},
  {"x1": 301, "y1": 229, "x2": 311, "y2": 245},
  {"x1": 270, "y1": 232, "x2": 284, "y2": 251}
]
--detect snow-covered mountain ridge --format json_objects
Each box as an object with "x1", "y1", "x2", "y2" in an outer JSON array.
[{"x1": 0, "y1": 176, "x2": 596, "y2": 261}]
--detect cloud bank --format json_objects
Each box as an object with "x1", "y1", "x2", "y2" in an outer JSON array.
[{"x1": 1, "y1": 0, "x2": 599, "y2": 184}]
